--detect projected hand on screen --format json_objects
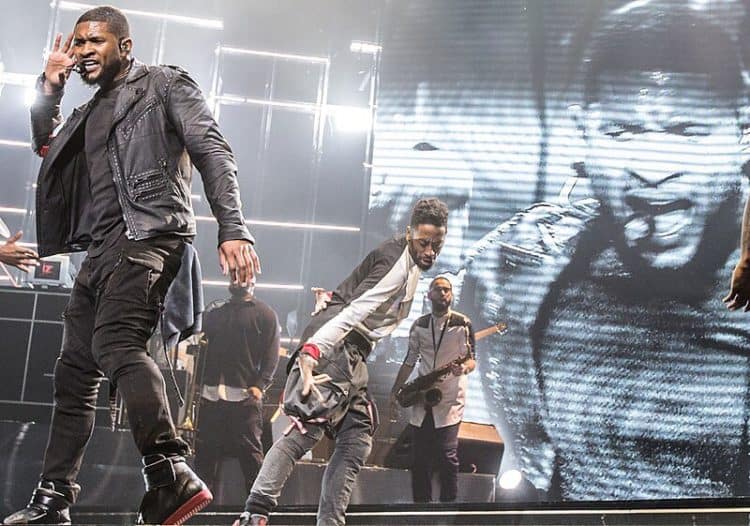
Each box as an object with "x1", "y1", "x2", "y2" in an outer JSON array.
[{"x1": 724, "y1": 259, "x2": 750, "y2": 311}]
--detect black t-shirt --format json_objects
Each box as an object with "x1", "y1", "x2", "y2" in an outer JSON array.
[
  {"x1": 84, "y1": 77, "x2": 126, "y2": 256},
  {"x1": 202, "y1": 297, "x2": 281, "y2": 391}
]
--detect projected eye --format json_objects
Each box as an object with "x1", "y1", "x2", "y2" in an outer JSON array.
[
  {"x1": 604, "y1": 129, "x2": 632, "y2": 140},
  {"x1": 603, "y1": 129, "x2": 636, "y2": 141},
  {"x1": 601, "y1": 123, "x2": 646, "y2": 141},
  {"x1": 664, "y1": 123, "x2": 711, "y2": 137}
]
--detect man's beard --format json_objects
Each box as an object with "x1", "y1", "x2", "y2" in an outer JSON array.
[
  {"x1": 431, "y1": 299, "x2": 451, "y2": 313},
  {"x1": 605, "y1": 192, "x2": 741, "y2": 294},
  {"x1": 82, "y1": 58, "x2": 123, "y2": 88}
]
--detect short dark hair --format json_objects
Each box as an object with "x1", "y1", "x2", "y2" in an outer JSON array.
[
  {"x1": 583, "y1": 3, "x2": 744, "y2": 105},
  {"x1": 429, "y1": 276, "x2": 452, "y2": 291},
  {"x1": 76, "y1": 5, "x2": 130, "y2": 40},
  {"x1": 228, "y1": 280, "x2": 253, "y2": 298},
  {"x1": 410, "y1": 198, "x2": 448, "y2": 229}
]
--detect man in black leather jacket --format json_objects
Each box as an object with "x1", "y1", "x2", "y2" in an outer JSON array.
[{"x1": 4, "y1": 6, "x2": 259, "y2": 525}]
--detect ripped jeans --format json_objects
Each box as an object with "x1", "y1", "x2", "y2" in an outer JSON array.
[{"x1": 245, "y1": 340, "x2": 375, "y2": 526}]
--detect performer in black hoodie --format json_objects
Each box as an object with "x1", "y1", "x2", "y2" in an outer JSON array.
[{"x1": 195, "y1": 277, "x2": 280, "y2": 493}]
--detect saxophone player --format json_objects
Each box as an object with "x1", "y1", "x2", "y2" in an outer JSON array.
[{"x1": 389, "y1": 276, "x2": 476, "y2": 503}]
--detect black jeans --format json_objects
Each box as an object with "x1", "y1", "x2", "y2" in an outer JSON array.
[
  {"x1": 410, "y1": 409, "x2": 460, "y2": 503},
  {"x1": 194, "y1": 397, "x2": 264, "y2": 494},
  {"x1": 41, "y1": 240, "x2": 189, "y2": 503}
]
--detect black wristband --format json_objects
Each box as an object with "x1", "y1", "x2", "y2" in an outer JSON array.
[{"x1": 37, "y1": 72, "x2": 63, "y2": 94}]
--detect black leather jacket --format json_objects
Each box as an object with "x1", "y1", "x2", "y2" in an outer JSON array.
[{"x1": 30, "y1": 60, "x2": 253, "y2": 257}]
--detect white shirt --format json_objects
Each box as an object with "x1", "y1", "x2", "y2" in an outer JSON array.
[{"x1": 404, "y1": 309, "x2": 475, "y2": 428}]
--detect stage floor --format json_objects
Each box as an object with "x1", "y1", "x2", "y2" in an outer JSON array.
[{"x1": 66, "y1": 500, "x2": 750, "y2": 525}]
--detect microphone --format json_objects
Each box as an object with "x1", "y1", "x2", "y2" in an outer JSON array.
[{"x1": 73, "y1": 62, "x2": 86, "y2": 76}]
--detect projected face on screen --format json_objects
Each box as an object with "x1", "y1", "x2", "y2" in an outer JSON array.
[{"x1": 583, "y1": 71, "x2": 743, "y2": 270}]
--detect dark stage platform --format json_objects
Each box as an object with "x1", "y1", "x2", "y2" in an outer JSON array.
[{"x1": 66, "y1": 501, "x2": 750, "y2": 525}]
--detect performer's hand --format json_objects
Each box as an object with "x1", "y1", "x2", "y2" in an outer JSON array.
[
  {"x1": 463, "y1": 358, "x2": 476, "y2": 375},
  {"x1": 248, "y1": 386, "x2": 263, "y2": 401},
  {"x1": 219, "y1": 239, "x2": 261, "y2": 287},
  {"x1": 0, "y1": 231, "x2": 39, "y2": 273},
  {"x1": 724, "y1": 257, "x2": 750, "y2": 311},
  {"x1": 298, "y1": 352, "x2": 331, "y2": 401},
  {"x1": 311, "y1": 287, "x2": 332, "y2": 315},
  {"x1": 44, "y1": 33, "x2": 77, "y2": 94},
  {"x1": 388, "y1": 392, "x2": 401, "y2": 417},
  {"x1": 451, "y1": 358, "x2": 476, "y2": 376}
]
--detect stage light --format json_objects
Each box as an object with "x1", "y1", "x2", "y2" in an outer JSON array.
[
  {"x1": 249, "y1": 218, "x2": 359, "y2": 232},
  {"x1": 330, "y1": 105, "x2": 372, "y2": 133},
  {"x1": 214, "y1": 94, "x2": 318, "y2": 113},
  {"x1": 0, "y1": 71, "x2": 38, "y2": 107},
  {"x1": 218, "y1": 46, "x2": 329, "y2": 64},
  {"x1": 0, "y1": 207, "x2": 26, "y2": 215},
  {"x1": 498, "y1": 469, "x2": 523, "y2": 490},
  {"x1": 350, "y1": 41, "x2": 382, "y2": 55},
  {"x1": 56, "y1": 1, "x2": 223, "y2": 29},
  {"x1": 202, "y1": 279, "x2": 303, "y2": 291},
  {"x1": 24, "y1": 88, "x2": 37, "y2": 108},
  {"x1": 0, "y1": 71, "x2": 37, "y2": 88},
  {"x1": 195, "y1": 215, "x2": 360, "y2": 232},
  {"x1": 0, "y1": 139, "x2": 31, "y2": 148}
]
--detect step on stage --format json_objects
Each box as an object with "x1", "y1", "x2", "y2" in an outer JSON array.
[{"x1": 69, "y1": 500, "x2": 750, "y2": 526}]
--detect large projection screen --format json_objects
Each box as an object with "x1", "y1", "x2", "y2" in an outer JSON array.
[{"x1": 367, "y1": 0, "x2": 750, "y2": 501}]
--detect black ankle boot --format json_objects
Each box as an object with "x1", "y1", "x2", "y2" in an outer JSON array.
[
  {"x1": 136, "y1": 454, "x2": 212, "y2": 525},
  {"x1": 3, "y1": 481, "x2": 72, "y2": 525}
]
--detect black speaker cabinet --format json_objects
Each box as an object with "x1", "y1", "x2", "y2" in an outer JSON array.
[
  {"x1": 457, "y1": 421, "x2": 503, "y2": 475},
  {"x1": 383, "y1": 420, "x2": 504, "y2": 474}
]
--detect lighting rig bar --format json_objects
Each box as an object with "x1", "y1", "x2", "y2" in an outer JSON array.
[
  {"x1": 218, "y1": 46, "x2": 329, "y2": 65},
  {"x1": 0, "y1": 72, "x2": 37, "y2": 88},
  {"x1": 55, "y1": 1, "x2": 224, "y2": 30},
  {"x1": 0, "y1": 139, "x2": 32, "y2": 148},
  {"x1": 195, "y1": 215, "x2": 360, "y2": 233},
  {"x1": 202, "y1": 280, "x2": 303, "y2": 291}
]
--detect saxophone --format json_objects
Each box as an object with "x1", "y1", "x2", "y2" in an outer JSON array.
[
  {"x1": 396, "y1": 354, "x2": 473, "y2": 408},
  {"x1": 176, "y1": 333, "x2": 208, "y2": 454}
]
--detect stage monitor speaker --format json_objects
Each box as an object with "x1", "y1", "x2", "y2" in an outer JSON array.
[
  {"x1": 311, "y1": 436, "x2": 335, "y2": 461},
  {"x1": 383, "y1": 420, "x2": 504, "y2": 474},
  {"x1": 457, "y1": 421, "x2": 503, "y2": 475}
]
